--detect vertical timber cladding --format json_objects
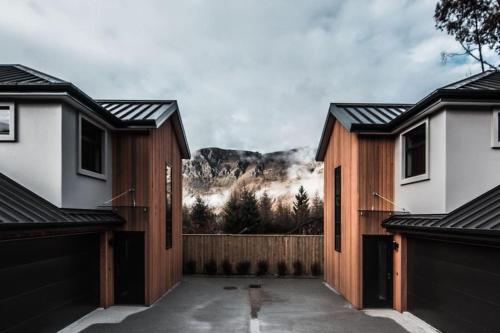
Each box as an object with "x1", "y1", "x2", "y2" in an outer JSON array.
[
  {"x1": 323, "y1": 121, "x2": 360, "y2": 308},
  {"x1": 147, "y1": 120, "x2": 183, "y2": 304},
  {"x1": 112, "y1": 119, "x2": 183, "y2": 306},
  {"x1": 323, "y1": 122, "x2": 395, "y2": 309}
]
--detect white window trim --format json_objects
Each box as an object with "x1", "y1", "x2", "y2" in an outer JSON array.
[
  {"x1": 400, "y1": 118, "x2": 429, "y2": 185},
  {"x1": 0, "y1": 102, "x2": 16, "y2": 142},
  {"x1": 78, "y1": 114, "x2": 107, "y2": 180},
  {"x1": 491, "y1": 110, "x2": 500, "y2": 148}
]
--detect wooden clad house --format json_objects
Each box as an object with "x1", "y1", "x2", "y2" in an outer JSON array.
[
  {"x1": 0, "y1": 65, "x2": 190, "y2": 332},
  {"x1": 316, "y1": 70, "x2": 500, "y2": 332}
]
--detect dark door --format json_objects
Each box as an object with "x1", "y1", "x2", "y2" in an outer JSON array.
[
  {"x1": 0, "y1": 234, "x2": 99, "y2": 333},
  {"x1": 114, "y1": 231, "x2": 145, "y2": 304},
  {"x1": 363, "y1": 235, "x2": 393, "y2": 308},
  {"x1": 408, "y1": 237, "x2": 500, "y2": 333}
]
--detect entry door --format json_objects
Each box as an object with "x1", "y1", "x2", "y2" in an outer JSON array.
[
  {"x1": 363, "y1": 235, "x2": 393, "y2": 308},
  {"x1": 114, "y1": 231, "x2": 145, "y2": 304}
]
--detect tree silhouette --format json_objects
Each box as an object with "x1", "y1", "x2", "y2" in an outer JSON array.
[
  {"x1": 435, "y1": 0, "x2": 499, "y2": 71},
  {"x1": 292, "y1": 186, "x2": 310, "y2": 230}
]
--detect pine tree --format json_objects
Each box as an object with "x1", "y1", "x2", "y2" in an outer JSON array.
[
  {"x1": 258, "y1": 191, "x2": 274, "y2": 233},
  {"x1": 310, "y1": 192, "x2": 324, "y2": 235},
  {"x1": 239, "y1": 187, "x2": 261, "y2": 233},
  {"x1": 222, "y1": 192, "x2": 242, "y2": 234},
  {"x1": 274, "y1": 198, "x2": 293, "y2": 233},
  {"x1": 190, "y1": 196, "x2": 214, "y2": 233},
  {"x1": 293, "y1": 186, "x2": 310, "y2": 229}
]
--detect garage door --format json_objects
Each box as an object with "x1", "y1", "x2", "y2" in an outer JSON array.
[
  {"x1": 0, "y1": 234, "x2": 99, "y2": 333},
  {"x1": 408, "y1": 237, "x2": 500, "y2": 333}
]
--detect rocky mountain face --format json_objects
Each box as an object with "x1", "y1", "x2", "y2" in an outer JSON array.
[{"x1": 183, "y1": 147, "x2": 323, "y2": 212}]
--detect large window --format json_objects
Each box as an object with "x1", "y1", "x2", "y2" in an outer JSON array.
[
  {"x1": 79, "y1": 116, "x2": 106, "y2": 179},
  {"x1": 0, "y1": 102, "x2": 16, "y2": 142},
  {"x1": 492, "y1": 110, "x2": 500, "y2": 148},
  {"x1": 165, "y1": 164, "x2": 173, "y2": 249},
  {"x1": 401, "y1": 120, "x2": 429, "y2": 183},
  {"x1": 334, "y1": 166, "x2": 341, "y2": 252}
]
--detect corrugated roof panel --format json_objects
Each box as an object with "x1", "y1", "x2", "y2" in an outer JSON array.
[
  {"x1": 330, "y1": 103, "x2": 414, "y2": 129},
  {"x1": 121, "y1": 104, "x2": 150, "y2": 120},
  {"x1": 0, "y1": 172, "x2": 123, "y2": 228},
  {"x1": 383, "y1": 184, "x2": 500, "y2": 236}
]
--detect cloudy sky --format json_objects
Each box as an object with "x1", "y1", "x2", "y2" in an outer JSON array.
[{"x1": 0, "y1": 0, "x2": 497, "y2": 152}]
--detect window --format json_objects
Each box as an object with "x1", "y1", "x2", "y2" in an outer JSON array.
[
  {"x1": 79, "y1": 115, "x2": 106, "y2": 179},
  {"x1": 334, "y1": 166, "x2": 341, "y2": 252},
  {"x1": 0, "y1": 102, "x2": 16, "y2": 142},
  {"x1": 165, "y1": 164, "x2": 173, "y2": 249},
  {"x1": 401, "y1": 119, "x2": 429, "y2": 183},
  {"x1": 492, "y1": 110, "x2": 500, "y2": 148}
]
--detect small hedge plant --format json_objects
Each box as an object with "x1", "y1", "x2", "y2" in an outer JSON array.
[
  {"x1": 293, "y1": 260, "x2": 303, "y2": 276},
  {"x1": 277, "y1": 260, "x2": 287, "y2": 277},
  {"x1": 204, "y1": 259, "x2": 217, "y2": 275},
  {"x1": 256, "y1": 260, "x2": 269, "y2": 276},
  {"x1": 222, "y1": 259, "x2": 233, "y2": 275},
  {"x1": 236, "y1": 260, "x2": 251, "y2": 275},
  {"x1": 184, "y1": 260, "x2": 196, "y2": 275},
  {"x1": 311, "y1": 262, "x2": 322, "y2": 276}
]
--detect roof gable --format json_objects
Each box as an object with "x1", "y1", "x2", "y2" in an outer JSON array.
[{"x1": 0, "y1": 64, "x2": 191, "y2": 159}]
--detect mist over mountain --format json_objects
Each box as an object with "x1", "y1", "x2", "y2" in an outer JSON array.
[{"x1": 182, "y1": 147, "x2": 323, "y2": 212}]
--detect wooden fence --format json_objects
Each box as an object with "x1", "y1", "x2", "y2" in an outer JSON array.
[{"x1": 183, "y1": 234, "x2": 323, "y2": 275}]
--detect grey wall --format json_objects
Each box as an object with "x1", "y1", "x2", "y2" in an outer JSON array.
[
  {"x1": 61, "y1": 104, "x2": 112, "y2": 209},
  {"x1": 445, "y1": 109, "x2": 500, "y2": 211},
  {"x1": 394, "y1": 111, "x2": 447, "y2": 214},
  {"x1": 0, "y1": 103, "x2": 62, "y2": 206}
]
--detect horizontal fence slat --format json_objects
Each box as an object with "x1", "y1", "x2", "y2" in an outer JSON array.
[{"x1": 183, "y1": 234, "x2": 323, "y2": 276}]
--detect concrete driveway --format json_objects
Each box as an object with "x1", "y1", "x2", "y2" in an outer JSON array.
[{"x1": 83, "y1": 277, "x2": 407, "y2": 333}]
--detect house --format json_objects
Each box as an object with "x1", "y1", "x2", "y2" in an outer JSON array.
[
  {"x1": 0, "y1": 65, "x2": 190, "y2": 332},
  {"x1": 316, "y1": 70, "x2": 500, "y2": 332}
]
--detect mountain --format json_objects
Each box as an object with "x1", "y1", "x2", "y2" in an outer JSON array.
[{"x1": 182, "y1": 147, "x2": 323, "y2": 212}]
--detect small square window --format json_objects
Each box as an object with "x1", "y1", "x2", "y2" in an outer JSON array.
[
  {"x1": 0, "y1": 102, "x2": 16, "y2": 142},
  {"x1": 492, "y1": 110, "x2": 500, "y2": 148},
  {"x1": 401, "y1": 119, "x2": 429, "y2": 184},
  {"x1": 79, "y1": 115, "x2": 106, "y2": 179}
]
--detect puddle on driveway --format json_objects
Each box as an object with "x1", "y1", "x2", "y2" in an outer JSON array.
[{"x1": 248, "y1": 284, "x2": 262, "y2": 319}]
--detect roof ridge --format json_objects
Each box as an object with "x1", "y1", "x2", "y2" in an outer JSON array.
[
  {"x1": 13, "y1": 64, "x2": 67, "y2": 83},
  {"x1": 95, "y1": 99, "x2": 176, "y2": 103},
  {"x1": 332, "y1": 102, "x2": 414, "y2": 106},
  {"x1": 442, "y1": 70, "x2": 496, "y2": 89}
]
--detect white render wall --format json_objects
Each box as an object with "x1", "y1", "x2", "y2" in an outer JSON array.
[
  {"x1": 394, "y1": 111, "x2": 447, "y2": 214},
  {"x1": 0, "y1": 103, "x2": 63, "y2": 206},
  {"x1": 61, "y1": 104, "x2": 112, "y2": 209},
  {"x1": 394, "y1": 108, "x2": 500, "y2": 214},
  {"x1": 445, "y1": 109, "x2": 500, "y2": 211},
  {"x1": 0, "y1": 101, "x2": 113, "y2": 209}
]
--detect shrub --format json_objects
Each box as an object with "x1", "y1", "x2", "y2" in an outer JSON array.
[
  {"x1": 204, "y1": 259, "x2": 217, "y2": 275},
  {"x1": 293, "y1": 260, "x2": 303, "y2": 276},
  {"x1": 311, "y1": 262, "x2": 322, "y2": 276},
  {"x1": 184, "y1": 260, "x2": 196, "y2": 275},
  {"x1": 256, "y1": 260, "x2": 269, "y2": 276},
  {"x1": 222, "y1": 259, "x2": 233, "y2": 275},
  {"x1": 236, "y1": 260, "x2": 251, "y2": 275},
  {"x1": 277, "y1": 261, "x2": 287, "y2": 277}
]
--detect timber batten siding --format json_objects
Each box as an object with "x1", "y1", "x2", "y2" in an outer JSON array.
[
  {"x1": 112, "y1": 119, "x2": 183, "y2": 305},
  {"x1": 323, "y1": 121, "x2": 394, "y2": 309},
  {"x1": 183, "y1": 234, "x2": 323, "y2": 275}
]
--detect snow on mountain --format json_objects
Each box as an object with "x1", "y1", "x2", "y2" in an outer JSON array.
[{"x1": 182, "y1": 147, "x2": 323, "y2": 212}]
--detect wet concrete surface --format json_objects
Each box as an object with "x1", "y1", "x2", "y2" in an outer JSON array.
[{"x1": 83, "y1": 277, "x2": 407, "y2": 333}]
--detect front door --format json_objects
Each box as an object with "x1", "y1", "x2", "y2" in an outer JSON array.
[
  {"x1": 114, "y1": 231, "x2": 145, "y2": 304},
  {"x1": 363, "y1": 235, "x2": 393, "y2": 308}
]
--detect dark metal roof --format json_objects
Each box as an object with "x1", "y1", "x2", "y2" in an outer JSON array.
[
  {"x1": 442, "y1": 70, "x2": 500, "y2": 90},
  {"x1": 330, "y1": 103, "x2": 413, "y2": 129},
  {"x1": 0, "y1": 64, "x2": 67, "y2": 85},
  {"x1": 0, "y1": 172, "x2": 123, "y2": 230},
  {"x1": 383, "y1": 184, "x2": 500, "y2": 237},
  {"x1": 96, "y1": 100, "x2": 177, "y2": 123},
  {"x1": 316, "y1": 70, "x2": 500, "y2": 161},
  {"x1": 0, "y1": 64, "x2": 191, "y2": 159}
]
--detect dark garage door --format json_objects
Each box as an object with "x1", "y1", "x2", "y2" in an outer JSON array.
[
  {"x1": 0, "y1": 234, "x2": 99, "y2": 333},
  {"x1": 408, "y1": 237, "x2": 500, "y2": 333}
]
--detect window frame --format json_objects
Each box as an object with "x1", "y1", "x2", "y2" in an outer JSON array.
[
  {"x1": 165, "y1": 163, "x2": 173, "y2": 249},
  {"x1": 400, "y1": 119, "x2": 429, "y2": 185},
  {"x1": 0, "y1": 102, "x2": 16, "y2": 142},
  {"x1": 78, "y1": 114, "x2": 107, "y2": 180},
  {"x1": 334, "y1": 166, "x2": 341, "y2": 253},
  {"x1": 492, "y1": 110, "x2": 500, "y2": 148}
]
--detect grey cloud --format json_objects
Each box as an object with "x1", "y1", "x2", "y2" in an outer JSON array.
[{"x1": 0, "y1": 0, "x2": 497, "y2": 152}]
